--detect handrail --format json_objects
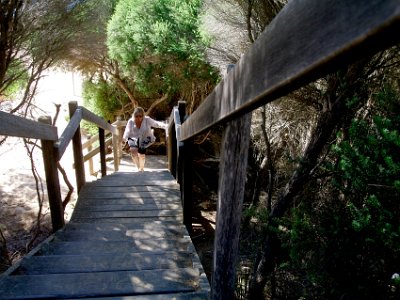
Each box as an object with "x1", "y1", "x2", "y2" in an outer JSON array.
[
  {"x1": 169, "y1": 1, "x2": 400, "y2": 299},
  {"x1": 0, "y1": 110, "x2": 58, "y2": 140},
  {"x1": 55, "y1": 107, "x2": 82, "y2": 159},
  {"x1": 0, "y1": 102, "x2": 120, "y2": 232},
  {"x1": 179, "y1": 0, "x2": 400, "y2": 141}
]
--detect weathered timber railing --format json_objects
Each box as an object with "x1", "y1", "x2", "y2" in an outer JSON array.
[
  {"x1": 167, "y1": 0, "x2": 400, "y2": 299},
  {"x1": 0, "y1": 101, "x2": 120, "y2": 232}
]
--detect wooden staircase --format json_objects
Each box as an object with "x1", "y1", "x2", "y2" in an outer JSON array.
[{"x1": 0, "y1": 168, "x2": 209, "y2": 299}]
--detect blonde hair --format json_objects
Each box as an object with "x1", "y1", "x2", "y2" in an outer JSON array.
[{"x1": 133, "y1": 107, "x2": 145, "y2": 117}]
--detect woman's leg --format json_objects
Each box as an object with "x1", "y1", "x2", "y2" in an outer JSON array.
[
  {"x1": 129, "y1": 147, "x2": 140, "y2": 170},
  {"x1": 138, "y1": 154, "x2": 146, "y2": 172}
]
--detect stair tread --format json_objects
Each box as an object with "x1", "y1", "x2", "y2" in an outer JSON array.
[
  {"x1": 0, "y1": 268, "x2": 199, "y2": 299},
  {"x1": 15, "y1": 252, "x2": 193, "y2": 275}
]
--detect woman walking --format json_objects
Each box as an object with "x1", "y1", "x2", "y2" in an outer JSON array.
[{"x1": 123, "y1": 107, "x2": 167, "y2": 171}]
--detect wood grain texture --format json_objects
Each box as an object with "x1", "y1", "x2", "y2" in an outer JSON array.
[
  {"x1": 211, "y1": 114, "x2": 251, "y2": 300},
  {"x1": 0, "y1": 111, "x2": 58, "y2": 140},
  {"x1": 179, "y1": 0, "x2": 400, "y2": 141},
  {"x1": 82, "y1": 106, "x2": 116, "y2": 134},
  {"x1": 0, "y1": 268, "x2": 198, "y2": 299},
  {"x1": 0, "y1": 162, "x2": 209, "y2": 299},
  {"x1": 55, "y1": 108, "x2": 82, "y2": 158}
]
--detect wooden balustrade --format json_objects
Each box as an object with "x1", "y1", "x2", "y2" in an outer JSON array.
[
  {"x1": 168, "y1": 1, "x2": 400, "y2": 299},
  {"x1": 0, "y1": 101, "x2": 120, "y2": 232}
]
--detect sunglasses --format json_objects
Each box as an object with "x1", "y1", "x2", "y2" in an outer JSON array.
[{"x1": 134, "y1": 115, "x2": 143, "y2": 118}]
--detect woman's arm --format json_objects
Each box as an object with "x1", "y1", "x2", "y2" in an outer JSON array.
[
  {"x1": 123, "y1": 119, "x2": 134, "y2": 141},
  {"x1": 146, "y1": 117, "x2": 167, "y2": 130}
]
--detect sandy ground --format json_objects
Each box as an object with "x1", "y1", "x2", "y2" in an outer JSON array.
[
  {"x1": 0, "y1": 70, "x2": 85, "y2": 264},
  {"x1": 1, "y1": 70, "x2": 216, "y2": 278}
]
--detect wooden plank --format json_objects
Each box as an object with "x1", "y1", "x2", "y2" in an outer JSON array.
[
  {"x1": 70, "y1": 292, "x2": 209, "y2": 300},
  {"x1": 55, "y1": 108, "x2": 82, "y2": 159},
  {"x1": 81, "y1": 185, "x2": 180, "y2": 193},
  {"x1": 0, "y1": 111, "x2": 58, "y2": 140},
  {"x1": 82, "y1": 106, "x2": 117, "y2": 133},
  {"x1": 71, "y1": 209, "x2": 182, "y2": 219},
  {"x1": 64, "y1": 221, "x2": 187, "y2": 233},
  {"x1": 69, "y1": 102, "x2": 86, "y2": 193},
  {"x1": 39, "y1": 239, "x2": 191, "y2": 255},
  {"x1": 58, "y1": 227, "x2": 185, "y2": 241},
  {"x1": 99, "y1": 127, "x2": 107, "y2": 177},
  {"x1": 211, "y1": 114, "x2": 251, "y2": 299},
  {"x1": 82, "y1": 136, "x2": 112, "y2": 161},
  {"x1": 39, "y1": 116, "x2": 65, "y2": 232},
  {"x1": 75, "y1": 197, "x2": 180, "y2": 206},
  {"x1": 75, "y1": 203, "x2": 181, "y2": 211},
  {"x1": 78, "y1": 191, "x2": 181, "y2": 200},
  {"x1": 96, "y1": 170, "x2": 178, "y2": 182},
  {"x1": 179, "y1": 0, "x2": 400, "y2": 141},
  {"x1": 70, "y1": 216, "x2": 183, "y2": 224},
  {"x1": 16, "y1": 253, "x2": 193, "y2": 275},
  {"x1": 0, "y1": 268, "x2": 199, "y2": 299}
]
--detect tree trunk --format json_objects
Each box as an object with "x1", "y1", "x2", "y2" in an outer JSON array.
[
  {"x1": 248, "y1": 61, "x2": 369, "y2": 299},
  {"x1": 248, "y1": 93, "x2": 346, "y2": 299}
]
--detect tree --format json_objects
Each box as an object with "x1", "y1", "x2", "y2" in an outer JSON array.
[
  {"x1": 107, "y1": 0, "x2": 218, "y2": 112},
  {"x1": 248, "y1": 47, "x2": 400, "y2": 299},
  {"x1": 0, "y1": 0, "x2": 87, "y2": 117}
]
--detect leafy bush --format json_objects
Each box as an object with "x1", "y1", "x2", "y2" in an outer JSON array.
[{"x1": 279, "y1": 87, "x2": 400, "y2": 299}]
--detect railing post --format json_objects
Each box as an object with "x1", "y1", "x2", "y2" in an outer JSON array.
[
  {"x1": 167, "y1": 116, "x2": 177, "y2": 177},
  {"x1": 38, "y1": 116, "x2": 65, "y2": 232},
  {"x1": 181, "y1": 136, "x2": 193, "y2": 233},
  {"x1": 87, "y1": 135, "x2": 94, "y2": 175},
  {"x1": 112, "y1": 124, "x2": 120, "y2": 172},
  {"x1": 69, "y1": 101, "x2": 85, "y2": 193},
  {"x1": 211, "y1": 113, "x2": 252, "y2": 300},
  {"x1": 114, "y1": 117, "x2": 126, "y2": 164},
  {"x1": 99, "y1": 127, "x2": 106, "y2": 177},
  {"x1": 175, "y1": 101, "x2": 193, "y2": 233}
]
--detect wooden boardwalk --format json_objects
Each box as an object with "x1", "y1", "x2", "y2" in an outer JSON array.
[{"x1": 0, "y1": 156, "x2": 210, "y2": 299}]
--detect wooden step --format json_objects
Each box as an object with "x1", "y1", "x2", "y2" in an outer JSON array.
[
  {"x1": 89, "y1": 171, "x2": 179, "y2": 186},
  {"x1": 38, "y1": 239, "x2": 191, "y2": 255},
  {"x1": 70, "y1": 216, "x2": 184, "y2": 223},
  {"x1": 0, "y1": 268, "x2": 200, "y2": 299},
  {"x1": 56, "y1": 230, "x2": 186, "y2": 242},
  {"x1": 75, "y1": 203, "x2": 182, "y2": 212},
  {"x1": 71, "y1": 209, "x2": 182, "y2": 219},
  {"x1": 80, "y1": 185, "x2": 180, "y2": 193},
  {"x1": 77, "y1": 191, "x2": 181, "y2": 200},
  {"x1": 63, "y1": 291, "x2": 209, "y2": 299},
  {"x1": 63, "y1": 221, "x2": 187, "y2": 233},
  {"x1": 74, "y1": 197, "x2": 181, "y2": 207},
  {"x1": 58, "y1": 230, "x2": 184, "y2": 241},
  {"x1": 13, "y1": 252, "x2": 193, "y2": 275}
]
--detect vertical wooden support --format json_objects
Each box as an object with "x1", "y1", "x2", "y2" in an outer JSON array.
[
  {"x1": 168, "y1": 120, "x2": 177, "y2": 178},
  {"x1": 211, "y1": 113, "x2": 251, "y2": 300},
  {"x1": 178, "y1": 101, "x2": 186, "y2": 126},
  {"x1": 181, "y1": 137, "x2": 193, "y2": 233},
  {"x1": 99, "y1": 127, "x2": 106, "y2": 177},
  {"x1": 167, "y1": 109, "x2": 177, "y2": 177},
  {"x1": 69, "y1": 101, "x2": 85, "y2": 193},
  {"x1": 177, "y1": 101, "x2": 186, "y2": 184},
  {"x1": 87, "y1": 135, "x2": 94, "y2": 175},
  {"x1": 175, "y1": 101, "x2": 193, "y2": 232},
  {"x1": 114, "y1": 117, "x2": 125, "y2": 162},
  {"x1": 112, "y1": 124, "x2": 120, "y2": 172},
  {"x1": 38, "y1": 116, "x2": 65, "y2": 232}
]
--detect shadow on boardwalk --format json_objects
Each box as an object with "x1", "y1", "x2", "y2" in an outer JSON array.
[{"x1": 0, "y1": 154, "x2": 210, "y2": 299}]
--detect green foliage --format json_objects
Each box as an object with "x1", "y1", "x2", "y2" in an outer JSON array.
[
  {"x1": 107, "y1": 0, "x2": 218, "y2": 95},
  {"x1": 279, "y1": 87, "x2": 400, "y2": 299},
  {"x1": 1, "y1": 61, "x2": 29, "y2": 100},
  {"x1": 82, "y1": 78, "x2": 129, "y2": 134}
]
